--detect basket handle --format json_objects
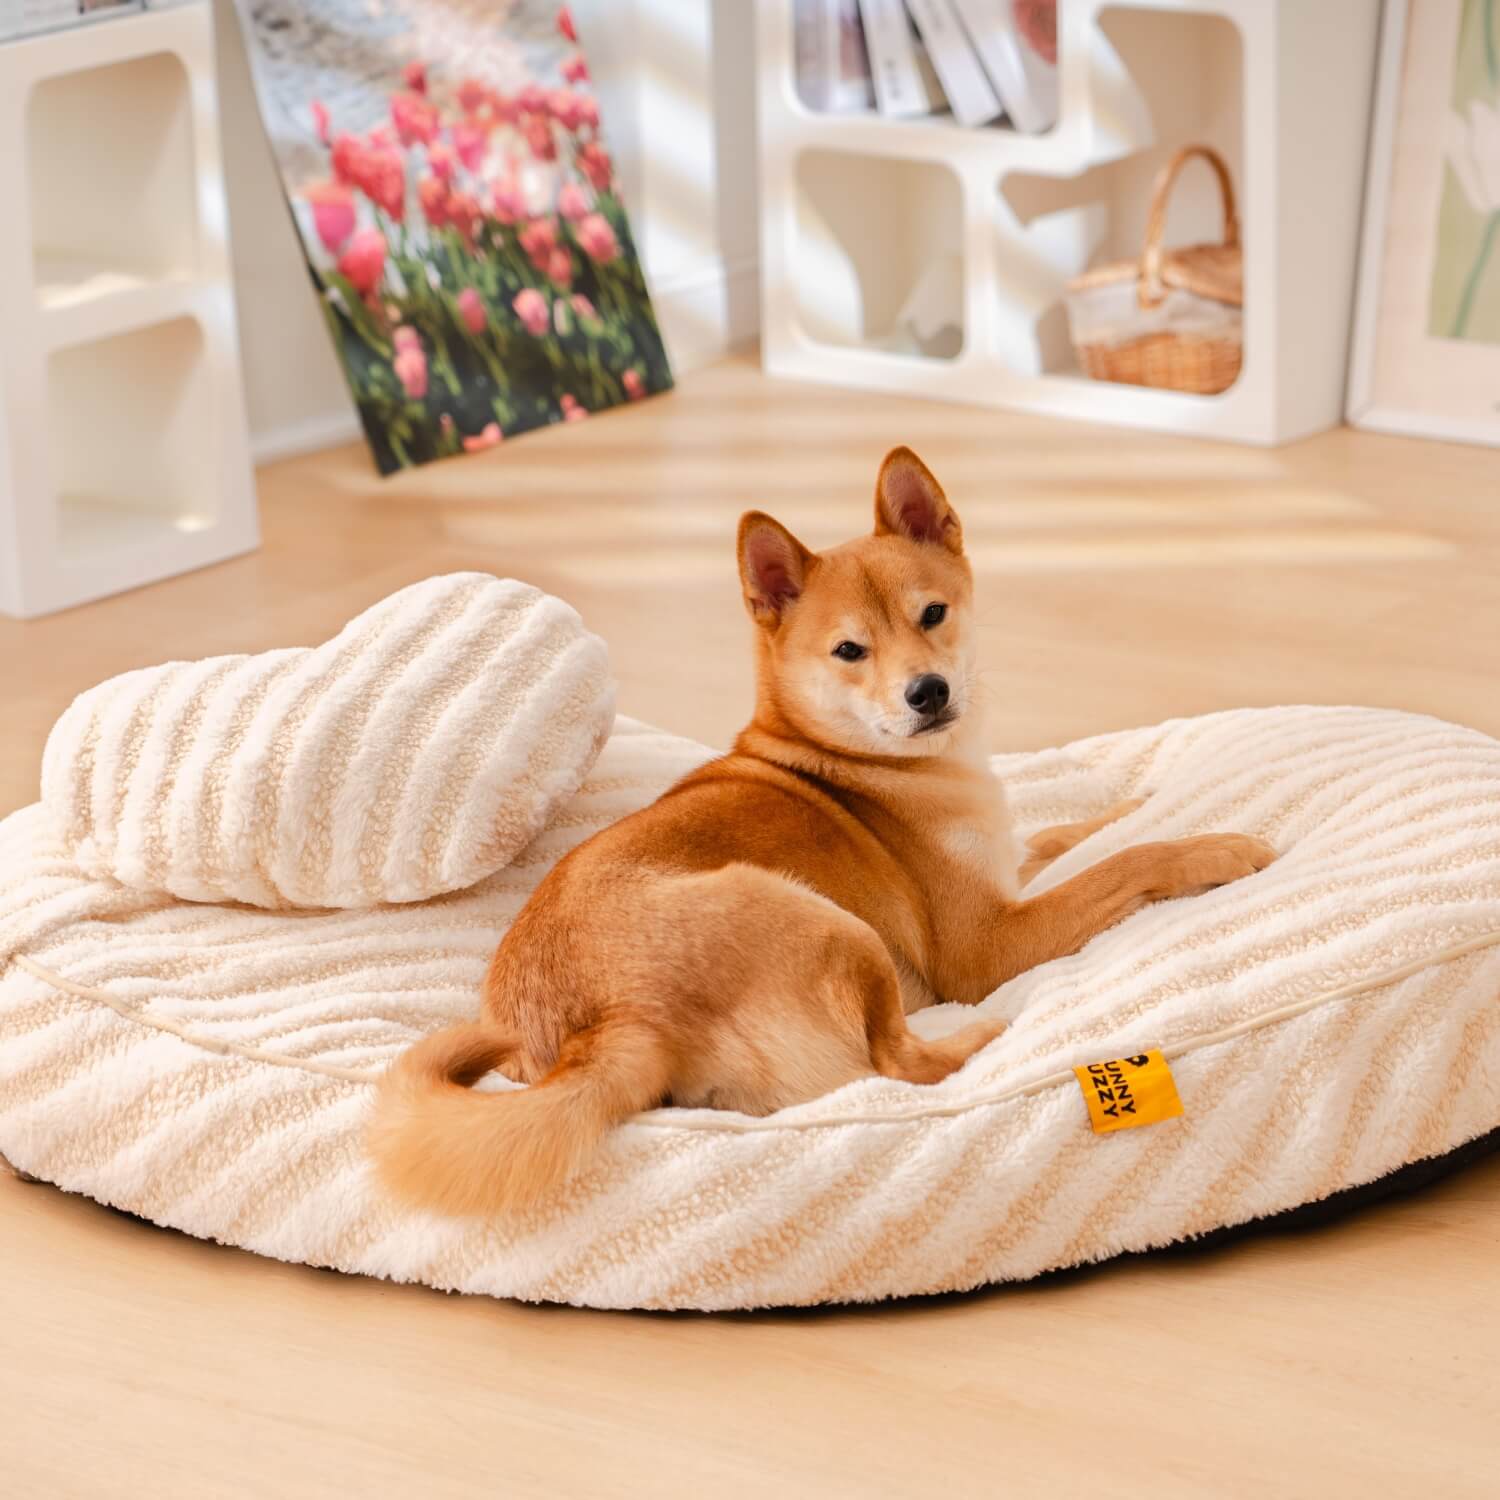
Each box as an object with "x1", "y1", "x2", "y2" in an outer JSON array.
[{"x1": 1138, "y1": 144, "x2": 1239, "y2": 310}]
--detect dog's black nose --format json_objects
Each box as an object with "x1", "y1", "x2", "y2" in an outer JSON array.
[{"x1": 905, "y1": 673, "x2": 949, "y2": 715}]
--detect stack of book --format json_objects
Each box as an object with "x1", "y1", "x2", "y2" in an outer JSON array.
[
  {"x1": 793, "y1": 0, "x2": 1057, "y2": 133},
  {"x1": 1, "y1": 0, "x2": 144, "y2": 43}
]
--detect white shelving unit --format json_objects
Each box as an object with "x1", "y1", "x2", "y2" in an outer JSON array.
[
  {"x1": 0, "y1": 2, "x2": 257, "y2": 619},
  {"x1": 757, "y1": 0, "x2": 1382, "y2": 445}
]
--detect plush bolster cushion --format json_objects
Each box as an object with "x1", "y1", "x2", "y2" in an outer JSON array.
[
  {"x1": 38, "y1": 574, "x2": 614, "y2": 908},
  {"x1": 3, "y1": 706, "x2": 1499, "y2": 1312}
]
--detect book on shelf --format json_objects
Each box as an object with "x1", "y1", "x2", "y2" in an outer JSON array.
[
  {"x1": 904, "y1": 0, "x2": 1001, "y2": 127},
  {"x1": 793, "y1": 0, "x2": 876, "y2": 113},
  {"x1": 856, "y1": 0, "x2": 930, "y2": 117},
  {"x1": 910, "y1": 30, "x2": 948, "y2": 115},
  {"x1": 949, "y1": 0, "x2": 1059, "y2": 133},
  {"x1": 1, "y1": 0, "x2": 143, "y2": 41}
]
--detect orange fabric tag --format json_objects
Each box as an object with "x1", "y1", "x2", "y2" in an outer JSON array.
[{"x1": 1073, "y1": 1049, "x2": 1183, "y2": 1134}]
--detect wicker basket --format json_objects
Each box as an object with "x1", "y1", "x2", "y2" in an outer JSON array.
[{"x1": 1065, "y1": 145, "x2": 1243, "y2": 395}]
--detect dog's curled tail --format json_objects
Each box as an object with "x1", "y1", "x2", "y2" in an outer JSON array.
[{"x1": 368, "y1": 1019, "x2": 668, "y2": 1216}]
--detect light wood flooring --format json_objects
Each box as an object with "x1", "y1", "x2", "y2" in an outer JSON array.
[{"x1": 3, "y1": 357, "x2": 1498, "y2": 1497}]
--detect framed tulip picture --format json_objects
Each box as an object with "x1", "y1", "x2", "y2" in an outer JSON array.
[
  {"x1": 234, "y1": 0, "x2": 673, "y2": 473},
  {"x1": 1348, "y1": 0, "x2": 1500, "y2": 446}
]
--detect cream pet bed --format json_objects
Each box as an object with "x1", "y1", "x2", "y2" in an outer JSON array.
[{"x1": 3, "y1": 703, "x2": 1499, "y2": 1308}]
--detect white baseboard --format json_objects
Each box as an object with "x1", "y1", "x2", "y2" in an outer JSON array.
[
  {"x1": 246, "y1": 254, "x2": 761, "y2": 466},
  {"x1": 652, "y1": 254, "x2": 761, "y2": 373},
  {"x1": 250, "y1": 406, "x2": 363, "y2": 467}
]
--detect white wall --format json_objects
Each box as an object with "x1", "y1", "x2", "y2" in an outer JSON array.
[{"x1": 212, "y1": 0, "x2": 759, "y2": 464}]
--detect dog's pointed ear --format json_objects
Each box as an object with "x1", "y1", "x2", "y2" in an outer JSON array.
[
  {"x1": 738, "y1": 511, "x2": 814, "y2": 626},
  {"x1": 874, "y1": 447, "x2": 963, "y2": 555}
]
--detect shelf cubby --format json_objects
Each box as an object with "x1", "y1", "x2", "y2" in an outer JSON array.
[
  {"x1": 794, "y1": 148, "x2": 965, "y2": 359},
  {"x1": 48, "y1": 316, "x2": 217, "y2": 562},
  {"x1": 28, "y1": 47, "x2": 199, "y2": 311}
]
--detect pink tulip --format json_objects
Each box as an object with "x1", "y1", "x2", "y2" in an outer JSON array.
[
  {"x1": 369, "y1": 125, "x2": 395, "y2": 148},
  {"x1": 391, "y1": 91, "x2": 439, "y2": 147},
  {"x1": 576, "y1": 141, "x2": 612, "y2": 191},
  {"x1": 557, "y1": 182, "x2": 590, "y2": 222},
  {"x1": 311, "y1": 99, "x2": 330, "y2": 145},
  {"x1": 549, "y1": 89, "x2": 585, "y2": 131},
  {"x1": 561, "y1": 52, "x2": 589, "y2": 84},
  {"x1": 524, "y1": 115, "x2": 557, "y2": 161},
  {"x1": 331, "y1": 132, "x2": 363, "y2": 187},
  {"x1": 491, "y1": 93, "x2": 523, "y2": 126},
  {"x1": 305, "y1": 180, "x2": 355, "y2": 252},
  {"x1": 519, "y1": 217, "x2": 558, "y2": 259},
  {"x1": 457, "y1": 78, "x2": 489, "y2": 115},
  {"x1": 394, "y1": 347, "x2": 427, "y2": 398},
  {"x1": 427, "y1": 141, "x2": 455, "y2": 181},
  {"x1": 394, "y1": 337, "x2": 428, "y2": 400},
  {"x1": 457, "y1": 286, "x2": 487, "y2": 334},
  {"x1": 394, "y1": 325, "x2": 420, "y2": 351},
  {"x1": 546, "y1": 246, "x2": 574, "y2": 287},
  {"x1": 418, "y1": 175, "x2": 449, "y2": 227},
  {"x1": 336, "y1": 134, "x2": 405, "y2": 220},
  {"x1": 574, "y1": 212, "x2": 619, "y2": 263},
  {"x1": 558, "y1": 4, "x2": 577, "y2": 42},
  {"x1": 464, "y1": 422, "x2": 503, "y2": 452},
  {"x1": 452, "y1": 121, "x2": 487, "y2": 173},
  {"x1": 517, "y1": 83, "x2": 548, "y2": 115},
  {"x1": 366, "y1": 146, "x2": 406, "y2": 220},
  {"x1": 403, "y1": 60, "x2": 428, "y2": 95},
  {"x1": 492, "y1": 178, "x2": 526, "y2": 224},
  {"x1": 513, "y1": 287, "x2": 550, "y2": 336},
  {"x1": 570, "y1": 293, "x2": 598, "y2": 322},
  {"x1": 337, "y1": 227, "x2": 386, "y2": 295},
  {"x1": 444, "y1": 189, "x2": 480, "y2": 247},
  {"x1": 560, "y1": 393, "x2": 587, "y2": 422},
  {"x1": 575, "y1": 94, "x2": 600, "y2": 131},
  {"x1": 623, "y1": 369, "x2": 645, "y2": 401}
]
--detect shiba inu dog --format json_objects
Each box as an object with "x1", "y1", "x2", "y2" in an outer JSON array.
[{"x1": 370, "y1": 447, "x2": 1276, "y2": 1215}]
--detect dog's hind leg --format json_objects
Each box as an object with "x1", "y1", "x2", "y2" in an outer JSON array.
[
  {"x1": 853, "y1": 930, "x2": 1007, "y2": 1086},
  {"x1": 789, "y1": 911, "x2": 1005, "y2": 1087},
  {"x1": 661, "y1": 866, "x2": 1005, "y2": 1109}
]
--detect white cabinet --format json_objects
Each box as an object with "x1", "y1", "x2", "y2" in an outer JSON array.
[{"x1": 0, "y1": 2, "x2": 257, "y2": 618}]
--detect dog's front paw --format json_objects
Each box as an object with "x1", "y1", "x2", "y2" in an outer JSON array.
[{"x1": 1162, "y1": 832, "x2": 1277, "y2": 896}]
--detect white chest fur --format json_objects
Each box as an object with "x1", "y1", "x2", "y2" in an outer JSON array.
[{"x1": 935, "y1": 758, "x2": 1022, "y2": 902}]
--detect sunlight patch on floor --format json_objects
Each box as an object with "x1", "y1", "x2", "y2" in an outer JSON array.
[
  {"x1": 440, "y1": 486, "x2": 1382, "y2": 549},
  {"x1": 542, "y1": 526, "x2": 1453, "y2": 585},
  {"x1": 964, "y1": 528, "x2": 1456, "y2": 572}
]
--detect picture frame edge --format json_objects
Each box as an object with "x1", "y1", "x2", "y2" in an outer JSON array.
[{"x1": 1345, "y1": 0, "x2": 1410, "y2": 429}]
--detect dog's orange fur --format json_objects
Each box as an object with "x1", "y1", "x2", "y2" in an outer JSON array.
[{"x1": 369, "y1": 449, "x2": 1276, "y2": 1215}]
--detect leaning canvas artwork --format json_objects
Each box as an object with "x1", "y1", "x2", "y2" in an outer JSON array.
[
  {"x1": 1429, "y1": 0, "x2": 1500, "y2": 344},
  {"x1": 235, "y1": 0, "x2": 673, "y2": 473}
]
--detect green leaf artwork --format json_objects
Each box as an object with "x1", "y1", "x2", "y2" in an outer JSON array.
[{"x1": 1430, "y1": 0, "x2": 1500, "y2": 343}]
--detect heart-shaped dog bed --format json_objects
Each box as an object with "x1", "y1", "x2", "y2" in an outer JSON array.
[
  {"x1": 3, "y1": 704, "x2": 1499, "y2": 1310},
  {"x1": 38, "y1": 574, "x2": 615, "y2": 909}
]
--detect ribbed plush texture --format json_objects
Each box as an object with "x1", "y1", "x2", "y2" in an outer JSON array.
[
  {"x1": 38, "y1": 574, "x2": 615, "y2": 909},
  {"x1": 3, "y1": 707, "x2": 1500, "y2": 1311}
]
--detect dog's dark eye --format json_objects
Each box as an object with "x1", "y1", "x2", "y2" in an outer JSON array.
[
  {"x1": 832, "y1": 641, "x2": 867, "y2": 662},
  {"x1": 921, "y1": 603, "x2": 947, "y2": 628}
]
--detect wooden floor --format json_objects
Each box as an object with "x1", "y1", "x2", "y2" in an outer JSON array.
[{"x1": 3, "y1": 357, "x2": 1499, "y2": 1497}]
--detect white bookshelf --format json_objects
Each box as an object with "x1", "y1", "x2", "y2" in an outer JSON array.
[
  {"x1": 757, "y1": 0, "x2": 1382, "y2": 445},
  {"x1": 0, "y1": 2, "x2": 257, "y2": 619}
]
